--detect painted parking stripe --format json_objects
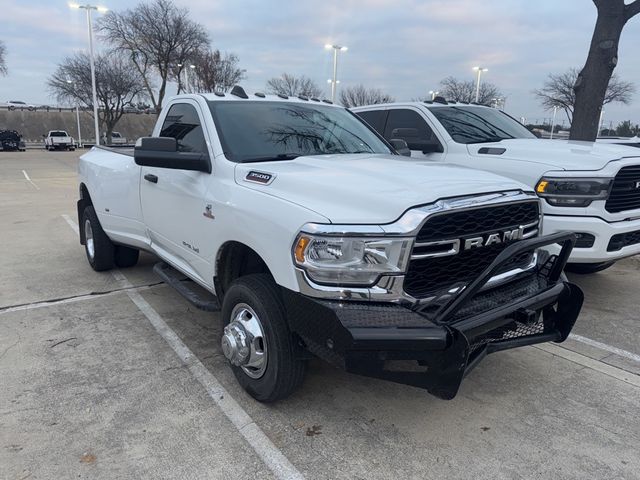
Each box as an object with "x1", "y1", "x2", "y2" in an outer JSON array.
[
  {"x1": 63, "y1": 217, "x2": 305, "y2": 480},
  {"x1": 569, "y1": 333, "x2": 640, "y2": 364},
  {"x1": 62, "y1": 214, "x2": 79, "y2": 235},
  {"x1": 535, "y1": 343, "x2": 640, "y2": 388},
  {"x1": 22, "y1": 170, "x2": 40, "y2": 190}
]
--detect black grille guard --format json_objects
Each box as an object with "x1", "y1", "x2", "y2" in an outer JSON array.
[{"x1": 430, "y1": 231, "x2": 576, "y2": 325}]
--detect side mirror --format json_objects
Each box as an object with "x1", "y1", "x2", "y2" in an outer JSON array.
[
  {"x1": 388, "y1": 138, "x2": 411, "y2": 157},
  {"x1": 417, "y1": 141, "x2": 444, "y2": 154},
  {"x1": 134, "y1": 137, "x2": 211, "y2": 173}
]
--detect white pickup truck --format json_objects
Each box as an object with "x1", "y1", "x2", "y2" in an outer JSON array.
[
  {"x1": 353, "y1": 102, "x2": 640, "y2": 274},
  {"x1": 76, "y1": 88, "x2": 583, "y2": 402},
  {"x1": 44, "y1": 130, "x2": 75, "y2": 151}
]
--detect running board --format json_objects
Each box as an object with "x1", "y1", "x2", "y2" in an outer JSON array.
[{"x1": 153, "y1": 262, "x2": 220, "y2": 312}]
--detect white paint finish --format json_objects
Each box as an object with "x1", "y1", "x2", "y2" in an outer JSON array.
[
  {"x1": 78, "y1": 147, "x2": 145, "y2": 241},
  {"x1": 569, "y1": 333, "x2": 640, "y2": 364},
  {"x1": 22, "y1": 170, "x2": 39, "y2": 190},
  {"x1": 233, "y1": 154, "x2": 525, "y2": 224},
  {"x1": 535, "y1": 343, "x2": 640, "y2": 388},
  {"x1": 63, "y1": 217, "x2": 304, "y2": 480}
]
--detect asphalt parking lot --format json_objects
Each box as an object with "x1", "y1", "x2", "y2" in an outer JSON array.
[{"x1": 1, "y1": 150, "x2": 639, "y2": 480}]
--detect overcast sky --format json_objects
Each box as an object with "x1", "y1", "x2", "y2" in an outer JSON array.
[{"x1": 1, "y1": 0, "x2": 639, "y2": 126}]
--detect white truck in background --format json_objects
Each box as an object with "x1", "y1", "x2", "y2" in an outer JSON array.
[
  {"x1": 353, "y1": 102, "x2": 640, "y2": 274},
  {"x1": 76, "y1": 88, "x2": 583, "y2": 402},
  {"x1": 44, "y1": 130, "x2": 75, "y2": 151}
]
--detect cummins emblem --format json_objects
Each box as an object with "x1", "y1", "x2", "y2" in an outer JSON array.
[
  {"x1": 635, "y1": 181, "x2": 640, "y2": 189},
  {"x1": 463, "y1": 226, "x2": 525, "y2": 250}
]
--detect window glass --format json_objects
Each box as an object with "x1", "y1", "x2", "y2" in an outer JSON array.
[
  {"x1": 383, "y1": 109, "x2": 439, "y2": 150},
  {"x1": 160, "y1": 103, "x2": 207, "y2": 153},
  {"x1": 355, "y1": 110, "x2": 387, "y2": 134},
  {"x1": 208, "y1": 101, "x2": 392, "y2": 163},
  {"x1": 427, "y1": 106, "x2": 536, "y2": 144}
]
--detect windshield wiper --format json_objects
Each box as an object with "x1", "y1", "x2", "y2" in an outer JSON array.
[{"x1": 241, "y1": 153, "x2": 301, "y2": 163}]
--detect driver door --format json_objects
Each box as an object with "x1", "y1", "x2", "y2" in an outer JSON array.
[{"x1": 140, "y1": 101, "x2": 213, "y2": 286}]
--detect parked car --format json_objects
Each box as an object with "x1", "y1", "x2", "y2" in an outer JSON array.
[
  {"x1": 6, "y1": 100, "x2": 35, "y2": 111},
  {"x1": 44, "y1": 130, "x2": 75, "y2": 151},
  {"x1": 353, "y1": 101, "x2": 640, "y2": 274},
  {"x1": 76, "y1": 88, "x2": 583, "y2": 402},
  {"x1": 103, "y1": 131, "x2": 127, "y2": 145},
  {"x1": 0, "y1": 129, "x2": 26, "y2": 151}
]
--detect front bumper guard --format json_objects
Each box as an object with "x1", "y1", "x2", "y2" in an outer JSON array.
[{"x1": 284, "y1": 232, "x2": 584, "y2": 399}]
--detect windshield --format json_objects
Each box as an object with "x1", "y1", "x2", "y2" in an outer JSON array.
[
  {"x1": 428, "y1": 106, "x2": 536, "y2": 144},
  {"x1": 208, "y1": 101, "x2": 392, "y2": 162},
  {"x1": 50, "y1": 131, "x2": 68, "y2": 137}
]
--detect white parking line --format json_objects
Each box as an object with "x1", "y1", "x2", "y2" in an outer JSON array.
[
  {"x1": 22, "y1": 170, "x2": 40, "y2": 190},
  {"x1": 62, "y1": 216, "x2": 304, "y2": 480},
  {"x1": 61, "y1": 214, "x2": 79, "y2": 235},
  {"x1": 569, "y1": 333, "x2": 640, "y2": 364},
  {"x1": 535, "y1": 343, "x2": 640, "y2": 388}
]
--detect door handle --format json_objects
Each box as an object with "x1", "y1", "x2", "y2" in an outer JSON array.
[{"x1": 144, "y1": 173, "x2": 158, "y2": 184}]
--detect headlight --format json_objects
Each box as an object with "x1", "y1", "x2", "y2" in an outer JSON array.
[
  {"x1": 293, "y1": 234, "x2": 413, "y2": 286},
  {"x1": 535, "y1": 177, "x2": 612, "y2": 207}
]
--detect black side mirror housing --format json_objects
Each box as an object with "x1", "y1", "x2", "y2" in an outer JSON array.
[
  {"x1": 134, "y1": 137, "x2": 211, "y2": 173},
  {"x1": 388, "y1": 138, "x2": 412, "y2": 157}
]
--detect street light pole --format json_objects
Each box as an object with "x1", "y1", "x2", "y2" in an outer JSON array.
[
  {"x1": 473, "y1": 66, "x2": 488, "y2": 103},
  {"x1": 550, "y1": 106, "x2": 558, "y2": 140},
  {"x1": 69, "y1": 3, "x2": 107, "y2": 146},
  {"x1": 429, "y1": 90, "x2": 439, "y2": 100},
  {"x1": 325, "y1": 44, "x2": 347, "y2": 103}
]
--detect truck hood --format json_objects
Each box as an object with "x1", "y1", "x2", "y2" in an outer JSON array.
[
  {"x1": 467, "y1": 138, "x2": 640, "y2": 171},
  {"x1": 234, "y1": 154, "x2": 530, "y2": 224}
]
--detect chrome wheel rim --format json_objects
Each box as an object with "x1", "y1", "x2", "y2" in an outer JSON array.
[
  {"x1": 84, "y1": 219, "x2": 95, "y2": 260},
  {"x1": 222, "y1": 303, "x2": 267, "y2": 379}
]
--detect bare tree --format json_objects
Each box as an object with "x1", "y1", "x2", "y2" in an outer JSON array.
[
  {"x1": 570, "y1": 0, "x2": 640, "y2": 140},
  {"x1": 534, "y1": 68, "x2": 634, "y2": 124},
  {"x1": 266, "y1": 73, "x2": 323, "y2": 98},
  {"x1": 47, "y1": 52, "x2": 146, "y2": 144},
  {"x1": 98, "y1": 0, "x2": 209, "y2": 112},
  {"x1": 439, "y1": 76, "x2": 502, "y2": 105},
  {"x1": 339, "y1": 85, "x2": 394, "y2": 108},
  {"x1": 0, "y1": 40, "x2": 7, "y2": 76},
  {"x1": 184, "y1": 49, "x2": 246, "y2": 93}
]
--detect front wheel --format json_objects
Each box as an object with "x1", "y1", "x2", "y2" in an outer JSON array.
[
  {"x1": 565, "y1": 261, "x2": 615, "y2": 274},
  {"x1": 220, "y1": 274, "x2": 306, "y2": 402}
]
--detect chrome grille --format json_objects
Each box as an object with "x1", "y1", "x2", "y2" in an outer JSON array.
[{"x1": 404, "y1": 201, "x2": 540, "y2": 299}]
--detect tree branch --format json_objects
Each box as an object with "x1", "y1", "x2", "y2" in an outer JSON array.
[{"x1": 625, "y1": 0, "x2": 640, "y2": 21}]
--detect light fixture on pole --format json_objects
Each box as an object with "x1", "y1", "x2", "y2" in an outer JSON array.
[
  {"x1": 325, "y1": 44, "x2": 347, "y2": 103},
  {"x1": 178, "y1": 63, "x2": 197, "y2": 93},
  {"x1": 66, "y1": 79, "x2": 83, "y2": 148},
  {"x1": 69, "y1": 3, "x2": 107, "y2": 146},
  {"x1": 429, "y1": 90, "x2": 439, "y2": 100},
  {"x1": 472, "y1": 66, "x2": 488, "y2": 103}
]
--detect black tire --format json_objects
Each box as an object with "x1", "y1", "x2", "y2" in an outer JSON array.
[
  {"x1": 221, "y1": 274, "x2": 306, "y2": 402},
  {"x1": 114, "y1": 245, "x2": 139, "y2": 268},
  {"x1": 82, "y1": 205, "x2": 114, "y2": 271},
  {"x1": 565, "y1": 261, "x2": 615, "y2": 274}
]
